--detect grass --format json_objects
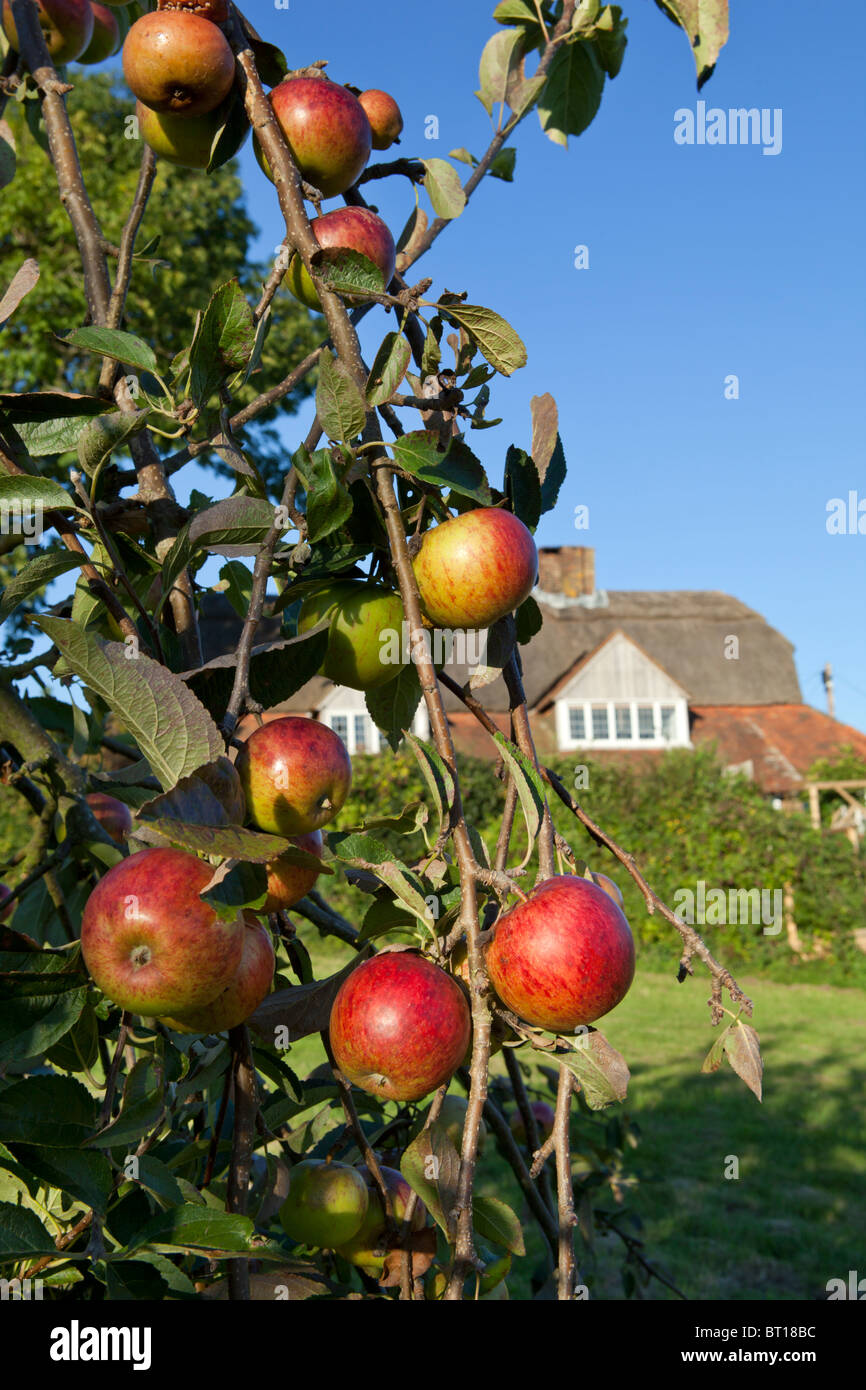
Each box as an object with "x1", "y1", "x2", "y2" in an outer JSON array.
[{"x1": 284, "y1": 924, "x2": 866, "y2": 1300}]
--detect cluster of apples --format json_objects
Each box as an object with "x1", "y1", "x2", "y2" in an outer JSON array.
[
  {"x1": 278, "y1": 1159, "x2": 425, "y2": 1277},
  {"x1": 1, "y1": 0, "x2": 126, "y2": 67},
  {"x1": 300, "y1": 506, "x2": 541, "y2": 693},
  {"x1": 78, "y1": 717, "x2": 349, "y2": 1031}
]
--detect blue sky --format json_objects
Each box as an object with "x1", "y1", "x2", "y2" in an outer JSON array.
[
  {"x1": 212, "y1": 0, "x2": 864, "y2": 729},
  {"x1": 33, "y1": 1, "x2": 866, "y2": 727}
]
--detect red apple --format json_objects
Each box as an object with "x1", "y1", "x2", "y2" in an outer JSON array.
[
  {"x1": 160, "y1": 914, "x2": 275, "y2": 1033},
  {"x1": 412, "y1": 508, "x2": 538, "y2": 630},
  {"x1": 279, "y1": 1159, "x2": 369, "y2": 1248},
  {"x1": 0, "y1": 883, "x2": 13, "y2": 923},
  {"x1": 358, "y1": 89, "x2": 403, "y2": 150},
  {"x1": 236, "y1": 716, "x2": 352, "y2": 837},
  {"x1": 80, "y1": 847, "x2": 244, "y2": 1016},
  {"x1": 335, "y1": 1164, "x2": 426, "y2": 1275},
  {"x1": 263, "y1": 830, "x2": 324, "y2": 913},
  {"x1": 77, "y1": 1, "x2": 119, "y2": 63},
  {"x1": 509, "y1": 1100, "x2": 556, "y2": 1145},
  {"x1": 485, "y1": 875, "x2": 635, "y2": 1033},
  {"x1": 85, "y1": 792, "x2": 133, "y2": 844},
  {"x1": 329, "y1": 952, "x2": 471, "y2": 1102},
  {"x1": 2, "y1": 0, "x2": 94, "y2": 64},
  {"x1": 122, "y1": 10, "x2": 235, "y2": 116},
  {"x1": 592, "y1": 871, "x2": 624, "y2": 908},
  {"x1": 263, "y1": 76, "x2": 371, "y2": 198},
  {"x1": 283, "y1": 205, "x2": 396, "y2": 312}
]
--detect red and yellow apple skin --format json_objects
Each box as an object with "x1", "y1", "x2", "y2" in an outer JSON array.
[
  {"x1": 122, "y1": 11, "x2": 235, "y2": 116},
  {"x1": 265, "y1": 76, "x2": 371, "y2": 198},
  {"x1": 298, "y1": 582, "x2": 405, "y2": 690},
  {"x1": 485, "y1": 876, "x2": 635, "y2": 1033},
  {"x1": 236, "y1": 716, "x2": 352, "y2": 838},
  {"x1": 263, "y1": 830, "x2": 324, "y2": 914},
  {"x1": 85, "y1": 792, "x2": 133, "y2": 844},
  {"x1": 2, "y1": 0, "x2": 93, "y2": 64},
  {"x1": 160, "y1": 914, "x2": 275, "y2": 1033},
  {"x1": 335, "y1": 1165, "x2": 426, "y2": 1274},
  {"x1": 279, "y1": 1160, "x2": 369, "y2": 1249},
  {"x1": 80, "y1": 847, "x2": 243, "y2": 1017},
  {"x1": 136, "y1": 100, "x2": 230, "y2": 170},
  {"x1": 283, "y1": 206, "x2": 396, "y2": 312},
  {"x1": 412, "y1": 508, "x2": 538, "y2": 630},
  {"x1": 358, "y1": 89, "x2": 403, "y2": 150},
  {"x1": 77, "y1": 1, "x2": 119, "y2": 63},
  {"x1": 329, "y1": 953, "x2": 472, "y2": 1103}
]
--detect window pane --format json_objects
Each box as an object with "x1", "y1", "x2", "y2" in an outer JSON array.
[
  {"x1": 568, "y1": 707, "x2": 586, "y2": 739},
  {"x1": 615, "y1": 706, "x2": 632, "y2": 740},
  {"x1": 330, "y1": 715, "x2": 349, "y2": 745},
  {"x1": 591, "y1": 706, "x2": 609, "y2": 740},
  {"x1": 354, "y1": 714, "x2": 367, "y2": 751},
  {"x1": 637, "y1": 707, "x2": 655, "y2": 739},
  {"x1": 660, "y1": 706, "x2": 676, "y2": 739}
]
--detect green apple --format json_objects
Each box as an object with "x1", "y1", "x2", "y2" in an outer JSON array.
[
  {"x1": 279, "y1": 1159, "x2": 370, "y2": 1248},
  {"x1": 335, "y1": 1165, "x2": 426, "y2": 1275},
  {"x1": 299, "y1": 581, "x2": 405, "y2": 690}
]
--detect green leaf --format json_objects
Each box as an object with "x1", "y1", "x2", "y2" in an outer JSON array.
[
  {"x1": 206, "y1": 93, "x2": 251, "y2": 174},
  {"x1": 0, "y1": 1074, "x2": 97, "y2": 1147},
  {"x1": 493, "y1": 0, "x2": 542, "y2": 25},
  {"x1": 404, "y1": 732, "x2": 454, "y2": 840},
  {"x1": 557, "y1": 1028, "x2": 630, "y2": 1109},
  {"x1": 316, "y1": 350, "x2": 367, "y2": 444},
  {"x1": 133, "y1": 1156, "x2": 185, "y2": 1208},
  {"x1": 105, "y1": 1260, "x2": 170, "y2": 1301},
  {"x1": 365, "y1": 662, "x2": 423, "y2": 753},
  {"x1": 32, "y1": 617, "x2": 224, "y2": 791},
  {"x1": 327, "y1": 831, "x2": 392, "y2": 865},
  {"x1": 62, "y1": 327, "x2": 158, "y2": 376},
  {"x1": 0, "y1": 472, "x2": 74, "y2": 514},
  {"x1": 593, "y1": 5, "x2": 629, "y2": 79},
  {"x1": 0, "y1": 1201, "x2": 56, "y2": 1258},
  {"x1": 0, "y1": 389, "x2": 109, "y2": 421},
  {"x1": 0, "y1": 257, "x2": 37, "y2": 325},
  {"x1": 182, "y1": 627, "x2": 330, "y2": 722},
  {"x1": 438, "y1": 302, "x2": 527, "y2": 377},
  {"x1": 189, "y1": 279, "x2": 256, "y2": 405},
  {"x1": 188, "y1": 495, "x2": 284, "y2": 559},
  {"x1": 0, "y1": 549, "x2": 83, "y2": 624},
  {"x1": 504, "y1": 444, "x2": 541, "y2": 531},
  {"x1": 0, "y1": 952, "x2": 88, "y2": 1061},
  {"x1": 400, "y1": 1124, "x2": 460, "y2": 1241},
  {"x1": 653, "y1": 0, "x2": 728, "y2": 88},
  {"x1": 530, "y1": 393, "x2": 568, "y2": 513},
  {"x1": 293, "y1": 445, "x2": 354, "y2": 544},
  {"x1": 468, "y1": 614, "x2": 516, "y2": 691},
  {"x1": 391, "y1": 431, "x2": 491, "y2": 505},
  {"x1": 422, "y1": 159, "x2": 466, "y2": 220},
  {"x1": 122, "y1": 1205, "x2": 265, "y2": 1256},
  {"x1": 201, "y1": 861, "x2": 267, "y2": 923},
  {"x1": 366, "y1": 332, "x2": 412, "y2": 407},
  {"x1": 8, "y1": 1144, "x2": 113, "y2": 1215},
  {"x1": 311, "y1": 246, "x2": 387, "y2": 299},
  {"x1": 247, "y1": 954, "x2": 370, "y2": 1045},
  {"x1": 218, "y1": 560, "x2": 254, "y2": 618},
  {"x1": 723, "y1": 1021, "x2": 763, "y2": 1101},
  {"x1": 133, "y1": 817, "x2": 292, "y2": 864},
  {"x1": 76, "y1": 411, "x2": 149, "y2": 477},
  {"x1": 515, "y1": 594, "x2": 543, "y2": 645},
  {"x1": 489, "y1": 147, "x2": 517, "y2": 181},
  {"x1": 244, "y1": 30, "x2": 288, "y2": 86},
  {"x1": 538, "y1": 42, "x2": 606, "y2": 147},
  {"x1": 473, "y1": 1194, "x2": 526, "y2": 1256},
  {"x1": 476, "y1": 28, "x2": 525, "y2": 115},
  {"x1": 493, "y1": 732, "x2": 545, "y2": 845},
  {"x1": 14, "y1": 413, "x2": 97, "y2": 457},
  {"x1": 87, "y1": 1057, "x2": 165, "y2": 1149}
]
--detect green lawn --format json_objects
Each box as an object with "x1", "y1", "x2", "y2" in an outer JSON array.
[{"x1": 283, "y1": 925, "x2": 866, "y2": 1300}]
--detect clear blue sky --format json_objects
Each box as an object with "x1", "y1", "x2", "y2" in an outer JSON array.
[
  {"x1": 47, "y1": 2, "x2": 866, "y2": 728},
  {"x1": 209, "y1": 0, "x2": 864, "y2": 730}
]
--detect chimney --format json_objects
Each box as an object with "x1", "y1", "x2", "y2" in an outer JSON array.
[
  {"x1": 822, "y1": 663, "x2": 835, "y2": 719},
  {"x1": 536, "y1": 547, "x2": 595, "y2": 598}
]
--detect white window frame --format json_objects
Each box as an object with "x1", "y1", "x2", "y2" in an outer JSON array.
[
  {"x1": 323, "y1": 710, "x2": 381, "y2": 755},
  {"x1": 556, "y1": 698, "x2": 690, "y2": 750}
]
